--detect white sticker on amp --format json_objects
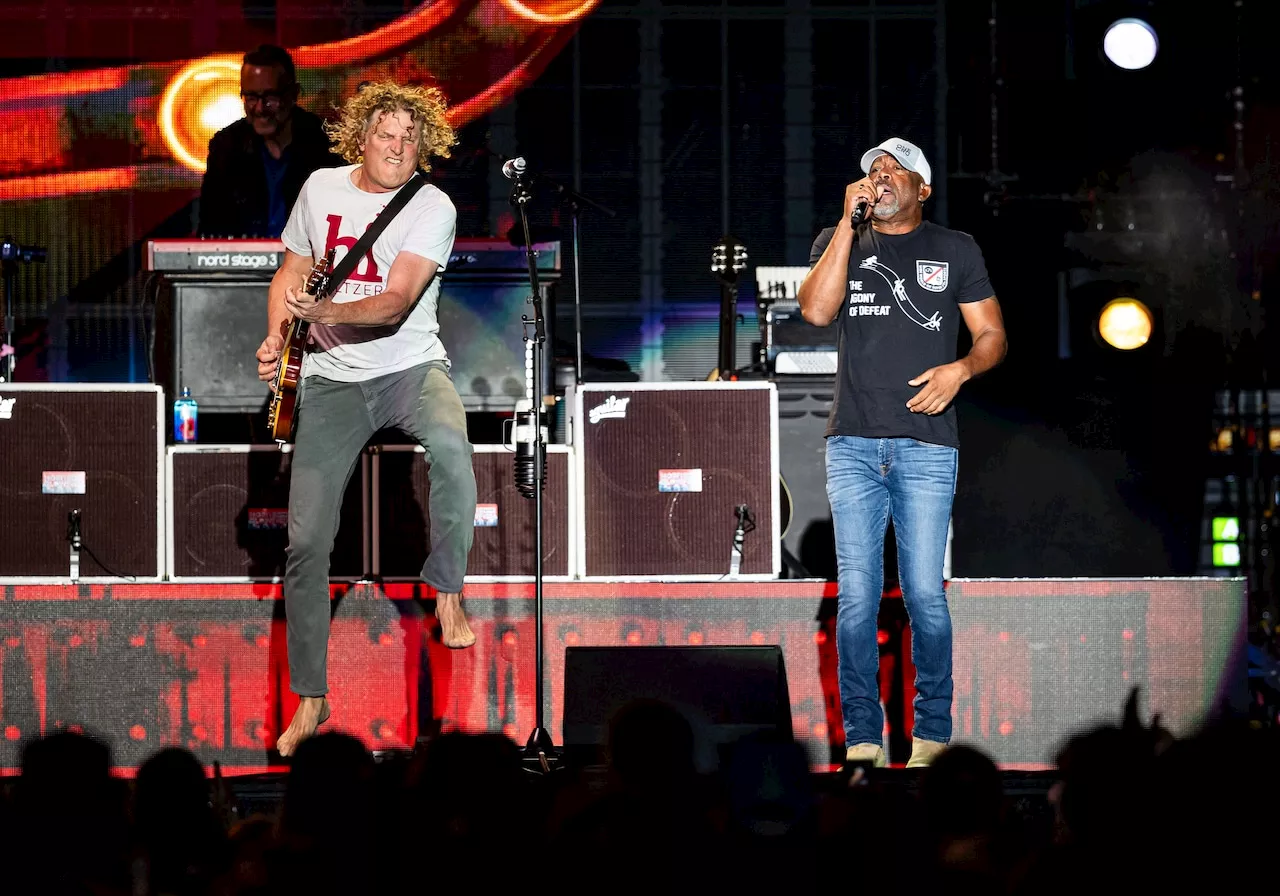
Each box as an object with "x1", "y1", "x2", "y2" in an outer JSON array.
[
  {"x1": 659, "y1": 469, "x2": 703, "y2": 493},
  {"x1": 43, "y1": 471, "x2": 86, "y2": 494},
  {"x1": 0, "y1": 395, "x2": 14, "y2": 419},
  {"x1": 474, "y1": 503, "x2": 499, "y2": 527}
]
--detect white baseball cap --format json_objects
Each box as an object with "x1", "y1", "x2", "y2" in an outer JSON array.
[{"x1": 860, "y1": 137, "x2": 932, "y2": 185}]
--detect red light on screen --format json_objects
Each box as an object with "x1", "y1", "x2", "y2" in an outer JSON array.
[
  {"x1": 1079, "y1": 635, "x2": 1088, "y2": 644},
  {"x1": 256, "y1": 636, "x2": 270, "y2": 648},
  {"x1": 502, "y1": 630, "x2": 518, "y2": 647},
  {"x1": 749, "y1": 631, "x2": 765, "y2": 644},
  {"x1": 1122, "y1": 629, "x2": 1134, "y2": 640},
  {"x1": 129, "y1": 635, "x2": 146, "y2": 648},
  {"x1": 998, "y1": 631, "x2": 1010, "y2": 642},
  {"x1": 564, "y1": 631, "x2": 580, "y2": 646},
  {"x1": 4, "y1": 726, "x2": 19, "y2": 741},
  {"x1": 502, "y1": 724, "x2": 517, "y2": 739},
  {"x1": 254, "y1": 725, "x2": 270, "y2": 743},
  {"x1": 814, "y1": 630, "x2": 827, "y2": 645},
  {"x1": 68, "y1": 725, "x2": 83, "y2": 735},
  {"x1": 687, "y1": 631, "x2": 704, "y2": 645},
  {"x1": 68, "y1": 635, "x2": 84, "y2": 648},
  {"x1": 129, "y1": 725, "x2": 147, "y2": 741},
  {"x1": 812, "y1": 723, "x2": 827, "y2": 739},
  {"x1": 192, "y1": 635, "x2": 208, "y2": 647},
  {"x1": 625, "y1": 630, "x2": 642, "y2": 644},
  {"x1": 377, "y1": 723, "x2": 395, "y2": 740},
  {"x1": 876, "y1": 629, "x2": 889, "y2": 646},
  {"x1": 192, "y1": 725, "x2": 208, "y2": 742},
  {"x1": 378, "y1": 632, "x2": 395, "y2": 647},
  {"x1": 998, "y1": 721, "x2": 1014, "y2": 736},
  {"x1": 5, "y1": 636, "x2": 20, "y2": 647}
]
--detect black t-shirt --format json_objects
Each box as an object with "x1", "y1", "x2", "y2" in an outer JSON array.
[{"x1": 809, "y1": 220, "x2": 993, "y2": 448}]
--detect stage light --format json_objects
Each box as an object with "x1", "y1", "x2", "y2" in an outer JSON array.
[
  {"x1": 1097, "y1": 297, "x2": 1153, "y2": 350},
  {"x1": 1103, "y1": 18, "x2": 1159, "y2": 70},
  {"x1": 158, "y1": 56, "x2": 243, "y2": 172}
]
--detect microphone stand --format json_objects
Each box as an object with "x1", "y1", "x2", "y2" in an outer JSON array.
[{"x1": 509, "y1": 169, "x2": 556, "y2": 770}]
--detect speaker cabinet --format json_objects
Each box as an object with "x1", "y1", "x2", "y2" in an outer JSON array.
[
  {"x1": 562, "y1": 645, "x2": 793, "y2": 764},
  {"x1": 154, "y1": 276, "x2": 274, "y2": 415},
  {"x1": 166, "y1": 444, "x2": 368, "y2": 581},
  {"x1": 776, "y1": 377, "x2": 837, "y2": 580},
  {"x1": 371, "y1": 445, "x2": 573, "y2": 581},
  {"x1": 570, "y1": 383, "x2": 780, "y2": 580},
  {"x1": 0, "y1": 384, "x2": 163, "y2": 581}
]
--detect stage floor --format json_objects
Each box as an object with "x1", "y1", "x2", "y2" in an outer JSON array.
[{"x1": 0, "y1": 577, "x2": 1245, "y2": 774}]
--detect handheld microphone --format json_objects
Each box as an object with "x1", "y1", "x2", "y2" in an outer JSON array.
[
  {"x1": 501, "y1": 157, "x2": 527, "y2": 180},
  {"x1": 850, "y1": 198, "x2": 870, "y2": 227},
  {"x1": 512, "y1": 401, "x2": 546, "y2": 499}
]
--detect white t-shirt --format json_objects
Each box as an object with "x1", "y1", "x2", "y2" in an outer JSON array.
[{"x1": 280, "y1": 164, "x2": 457, "y2": 382}]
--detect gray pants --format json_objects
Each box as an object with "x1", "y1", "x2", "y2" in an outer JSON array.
[{"x1": 285, "y1": 361, "x2": 476, "y2": 696}]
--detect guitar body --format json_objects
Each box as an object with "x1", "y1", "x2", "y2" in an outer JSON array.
[{"x1": 267, "y1": 249, "x2": 334, "y2": 443}]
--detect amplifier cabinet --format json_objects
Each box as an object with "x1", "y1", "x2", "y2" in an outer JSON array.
[
  {"x1": 371, "y1": 445, "x2": 574, "y2": 581},
  {"x1": 0, "y1": 384, "x2": 163, "y2": 582},
  {"x1": 166, "y1": 444, "x2": 369, "y2": 582},
  {"x1": 569, "y1": 382, "x2": 780, "y2": 580}
]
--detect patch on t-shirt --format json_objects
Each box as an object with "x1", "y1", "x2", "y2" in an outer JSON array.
[{"x1": 916, "y1": 260, "x2": 949, "y2": 292}]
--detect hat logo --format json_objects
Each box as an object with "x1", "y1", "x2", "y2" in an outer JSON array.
[{"x1": 895, "y1": 143, "x2": 913, "y2": 157}]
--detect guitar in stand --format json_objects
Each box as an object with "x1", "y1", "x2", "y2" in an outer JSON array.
[
  {"x1": 267, "y1": 248, "x2": 335, "y2": 443},
  {"x1": 706, "y1": 235, "x2": 749, "y2": 381}
]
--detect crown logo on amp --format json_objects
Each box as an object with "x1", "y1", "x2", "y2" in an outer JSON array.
[{"x1": 588, "y1": 394, "x2": 630, "y2": 424}]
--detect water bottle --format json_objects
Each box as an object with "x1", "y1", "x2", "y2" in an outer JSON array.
[{"x1": 173, "y1": 387, "x2": 198, "y2": 443}]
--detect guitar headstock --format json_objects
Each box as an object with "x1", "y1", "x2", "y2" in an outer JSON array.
[
  {"x1": 711, "y1": 235, "x2": 748, "y2": 287},
  {"x1": 306, "y1": 248, "x2": 336, "y2": 296}
]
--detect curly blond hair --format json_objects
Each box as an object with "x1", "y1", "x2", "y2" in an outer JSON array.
[{"x1": 325, "y1": 81, "x2": 457, "y2": 171}]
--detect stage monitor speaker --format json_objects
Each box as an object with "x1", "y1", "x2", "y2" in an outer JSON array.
[
  {"x1": 0, "y1": 384, "x2": 163, "y2": 581},
  {"x1": 166, "y1": 444, "x2": 368, "y2": 581},
  {"x1": 371, "y1": 445, "x2": 573, "y2": 580},
  {"x1": 562, "y1": 645, "x2": 793, "y2": 764},
  {"x1": 153, "y1": 276, "x2": 273, "y2": 415},
  {"x1": 775, "y1": 377, "x2": 837, "y2": 580},
  {"x1": 570, "y1": 383, "x2": 779, "y2": 579}
]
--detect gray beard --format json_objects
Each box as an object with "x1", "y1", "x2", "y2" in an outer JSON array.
[{"x1": 873, "y1": 195, "x2": 902, "y2": 218}]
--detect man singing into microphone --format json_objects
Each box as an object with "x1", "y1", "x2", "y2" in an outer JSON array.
[{"x1": 798, "y1": 138, "x2": 1007, "y2": 768}]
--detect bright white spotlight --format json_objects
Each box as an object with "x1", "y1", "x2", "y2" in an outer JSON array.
[{"x1": 1103, "y1": 18, "x2": 1159, "y2": 70}]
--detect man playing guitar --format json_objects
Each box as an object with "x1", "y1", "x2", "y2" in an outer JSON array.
[{"x1": 255, "y1": 81, "x2": 477, "y2": 757}]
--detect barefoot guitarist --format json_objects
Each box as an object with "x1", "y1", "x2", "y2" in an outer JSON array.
[{"x1": 256, "y1": 82, "x2": 478, "y2": 757}]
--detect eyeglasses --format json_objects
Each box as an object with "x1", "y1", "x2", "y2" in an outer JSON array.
[{"x1": 241, "y1": 91, "x2": 286, "y2": 110}]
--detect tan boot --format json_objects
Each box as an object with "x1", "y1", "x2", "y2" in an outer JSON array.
[
  {"x1": 906, "y1": 737, "x2": 947, "y2": 768},
  {"x1": 845, "y1": 742, "x2": 886, "y2": 767}
]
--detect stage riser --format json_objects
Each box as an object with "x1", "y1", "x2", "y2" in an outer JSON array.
[{"x1": 0, "y1": 579, "x2": 1244, "y2": 771}]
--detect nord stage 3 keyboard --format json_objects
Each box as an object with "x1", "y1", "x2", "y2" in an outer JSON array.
[
  {"x1": 144, "y1": 239, "x2": 561, "y2": 274},
  {"x1": 145, "y1": 239, "x2": 284, "y2": 273}
]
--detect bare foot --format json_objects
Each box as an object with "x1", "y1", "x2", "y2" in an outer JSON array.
[
  {"x1": 276, "y1": 696, "x2": 330, "y2": 758},
  {"x1": 436, "y1": 591, "x2": 476, "y2": 648}
]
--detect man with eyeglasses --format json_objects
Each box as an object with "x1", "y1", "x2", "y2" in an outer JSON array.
[{"x1": 197, "y1": 44, "x2": 342, "y2": 238}]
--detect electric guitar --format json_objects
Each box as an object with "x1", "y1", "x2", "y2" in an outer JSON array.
[
  {"x1": 707, "y1": 235, "x2": 749, "y2": 381},
  {"x1": 267, "y1": 248, "x2": 335, "y2": 443}
]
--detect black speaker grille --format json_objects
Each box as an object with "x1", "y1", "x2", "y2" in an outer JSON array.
[
  {"x1": 170, "y1": 447, "x2": 365, "y2": 580},
  {"x1": 375, "y1": 447, "x2": 570, "y2": 578},
  {"x1": 578, "y1": 386, "x2": 776, "y2": 577},
  {"x1": 0, "y1": 387, "x2": 160, "y2": 577}
]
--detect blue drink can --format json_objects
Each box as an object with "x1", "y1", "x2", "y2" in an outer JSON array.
[{"x1": 173, "y1": 387, "x2": 198, "y2": 443}]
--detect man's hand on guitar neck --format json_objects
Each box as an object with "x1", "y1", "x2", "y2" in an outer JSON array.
[
  {"x1": 283, "y1": 284, "x2": 337, "y2": 325},
  {"x1": 256, "y1": 334, "x2": 285, "y2": 389}
]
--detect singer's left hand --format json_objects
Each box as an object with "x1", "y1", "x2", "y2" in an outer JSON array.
[
  {"x1": 907, "y1": 361, "x2": 970, "y2": 415},
  {"x1": 284, "y1": 285, "x2": 334, "y2": 325}
]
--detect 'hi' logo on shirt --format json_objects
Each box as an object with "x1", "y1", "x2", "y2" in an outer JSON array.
[{"x1": 324, "y1": 214, "x2": 382, "y2": 283}]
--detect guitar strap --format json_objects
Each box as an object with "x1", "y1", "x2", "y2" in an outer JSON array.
[{"x1": 314, "y1": 170, "x2": 429, "y2": 297}]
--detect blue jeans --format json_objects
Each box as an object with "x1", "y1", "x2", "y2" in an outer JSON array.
[{"x1": 825, "y1": 435, "x2": 957, "y2": 747}]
